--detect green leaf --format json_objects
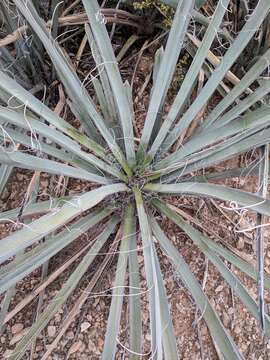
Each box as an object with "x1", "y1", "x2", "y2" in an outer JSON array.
[
  {"x1": 0, "y1": 164, "x2": 12, "y2": 196},
  {"x1": 0, "y1": 208, "x2": 111, "y2": 294},
  {"x1": 0, "y1": 149, "x2": 111, "y2": 184},
  {"x1": 0, "y1": 107, "x2": 126, "y2": 181},
  {"x1": 0, "y1": 196, "x2": 76, "y2": 222},
  {"x1": 0, "y1": 184, "x2": 128, "y2": 263},
  {"x1": 256, "y1": 144, "x2": 269, "y2": 331},
  {"x1": 134, "y1": 189, "x2": 179, "y2": 358},
  {"x1": 156, "y1": 107, "x2": 270, "y2": 169},
  {"x1": 128, "y1": 217, "x2": 142, "y2": 360},
  {"x1": 134, "y1": 188, "x2": 158, "y2": 355},
  {"x1": 211, "y1": 79, "x2": 270, "y2": 128},
  {"x1": 102, "y1": 204, "x2": 134, "y2": 359},
  {"x1": 82, "y1": 0, "x2": 135, "y2": 167},
  {"x1": 85, "y1": 23, "x2": 119, "y2": 128},
  {"x1": 9, "y1": 217, "x2": 119, "y2": 360},
  {"x1": 139, "y1": 0, "x2": 195, "y2": 152},
  {"x1": 0, "y1": 70, "x2": 105, "y2": 159},
  {"x1": 157, "y1": 127, "x2": 270, "y2": 183},
  {"x1": 149, "y1": 0, "x2": 230, "y2": 159},
  {"x1": 182, "y1": 165, "x2": 261, "y2": 183},
  {"x1": 153, "y1": 200, "x2": 270, "y2": 336},
  {"x1": 145, "y1": 182, "x2": 270, "y2": 217},
  {"x1": 200, "y1": 48, "x2": 270, "y2": 131},
  {"x1": 13, "y1": 0, "x2": 97, "y2": 140},
  {"x1": 150, "y1": 214, "x2": 243, "y2": 360},
  {"x1": 9, "y1": 1, "x2": 133, "y2": 176},
  {"x1": 163, "y1": 0, "x2": 270, "y2": 151},
  {"x1": 151, "y1": 239, "x2": 179, "y2": 359}
]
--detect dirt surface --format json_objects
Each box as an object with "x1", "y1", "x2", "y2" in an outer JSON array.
[{"x1": 1, "y1": 164, "x2": 270, "y2": 359}]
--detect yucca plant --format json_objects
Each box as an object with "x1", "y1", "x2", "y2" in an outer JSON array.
[{"x1": 1, "y1": 0, "x2": 270, "y2": 358}]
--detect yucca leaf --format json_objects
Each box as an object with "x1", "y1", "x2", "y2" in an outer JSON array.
[
  {"x1": 14, "y1": 0, "x2": 133, "y2": 177},
  {"x1": 134, "y1": 188, "x2": 158, "y2": 356},
  {"x1": 128, "y1": 217, "x2": 142, "y2": 360},
  {"x1": 85, "y1": 23, "x2": 119, "y2": 128},
  {"x1": 149, "y1": 0, "x2": 230, "y2": 159},
  {"x1": 9, "y1": 217, "x2": 119, "y2": 360},
  {"x1": 102, "y1": 204, "x2": 134, "y2": 359},
  {"x1": 156, "y1": 107, "x2": 270, "y2": 169},
  {"x1": 145, "y1": 182, "x2": 270, "y2": 217},
  {"x1": 13, "y1": 0, "x2": 98, "y2": 140},
  {"x1": 0, "y1": 106, "x2": 126, "y2": 180},
  {"x1": 0, "y1": 1, "x2": 38, "y2": 83},
  {"x1": 40, "y1": 229, "x2": 120, "y2": 360},
  {"x1": 153, "y1": 200, "x2": 270, "y2": 336},
  {"x1": 163, "y1": 0, "x2": 270, "y2": 151},
  {"x1": 0, "y1": 127, "x2": 102, "y2": 175},
  {"x1": 0, "y1": 171, "x2": 40, "y2": 333},
  {"x1": 0, "y1": 164, "x2": 12, "y2": 196},
  {"x1": 3, "y1": 242, "x2": 95, "y2": 326},
  {"x1": 200, "y1": 48, "x2": 270, "y2": 131},
  {"x1": 211, "y1": 79, "x2": 270, "y2": 128},
  {"x1": 82, "y1": 0, "x2": 135, "y2": 167},
  {"x1": 256, "y1": 144, "x2": 269, "y2": 331},
  {"x1": 182, "y1": 165, "x2": 261, "y2": 183},
  {"x1": 151, "y1": 238, "x2": 179, "y2": 359},
  {"x1": 0, "y1": 184, "x2": 128, "y2": 263},
  {"x1": 134, "y1": 189, "x2": 179, "y2": 358},
  {"x1": 0, "y1": 70, "x2": 105, "y2": 159},
  {"x1": 162, "y1": 203, "x2": 270, "y2": 290},
  {"x1": 139, "y1": 0, "x2": 195, "y2": 152},
  {"x1": 0, "y1": 286, "x2": 15, "y2": 334},
  {"x1": 158, "y1": 127, "x2": 270, "y2": 183},
  {"x1": 0, "y1": 149, "x2": 111, "y2": 184},
  {"x1": 152, "y1": 47, "x2": 164, "y2": 87},
  {"x1": 0, "y1": 208, "x2": 111, "y2": 294},
  {"x1": 150, "y1": 215, "x2": 243, "y2": 360},
  {"x1": 91, "y1": 77, "x2": 112, "y2": 124},
  {"x1": 0, "y1": 196, "x2": 78, "y2": 222}
]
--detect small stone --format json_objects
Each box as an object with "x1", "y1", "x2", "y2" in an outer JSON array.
[
  {"x1": 69, "y1": 340, "x2": 83, "y2": 354},
  {"x1": 11, "y1": 323, "x2": 24, "y2": 335},
  {"x1": 228, "y1": 307, "x2": 234, "y2": 315},
  {"x1": 66, "y1": 331, "x2": 74, "y2": 339},
  {"x1": 236, "y1": 237, "x2": 245, "y2": 250},
  {"x1": 145, "y1": 333, "x2": 151, "y2": 342},
  {"x1": 265, "y1": 257, "x2": 270, "y2": 267},
  {"x1": 234, "y1": 325, "x2": 241, "y2": 334},
  {"x1": 16, "y1": 173, "x2": 24, "y2": 181},
  {"x1": 88, "y1": 339, "x2": 96, "y2": 351},
  {"x1": 10, "y1": 329, "x2": 28, "y2": 345},
  {"x1": 215, "y1": 285, "x2": 224, "y2": 293},
  {"x1": 3, "y1": 349, "x2": 13, "y2": 358},
  {"x1": 1, "y1": 188, "x2": 10, "y2": 200},
  {"x1": 40, "y1": 179, "x2": 49, "y2": 188},
  {"x1": 223, "y1": 312, "x2": 230, "y2": 327},
  {"x1": 81, "y1": 322, "x2": 90, "y2": 333},
  {"x1": 54, "y1": 314, "x2": 61, "y2": 323},
  {"x1": 47, "y1": 325, "x2": 56, "y2": 337}
]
